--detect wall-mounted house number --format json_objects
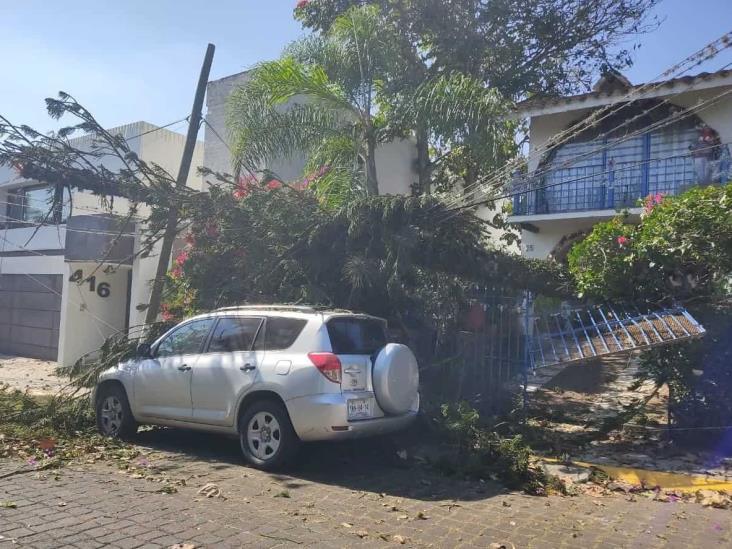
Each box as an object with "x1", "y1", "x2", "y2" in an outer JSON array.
[{"x1": 69, "y1": 269, "x2": 111, "y2": 298}]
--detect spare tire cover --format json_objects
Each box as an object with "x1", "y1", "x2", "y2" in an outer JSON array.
[{"x1": 372, "y1": 343, "x2": 419, "y2": 415}]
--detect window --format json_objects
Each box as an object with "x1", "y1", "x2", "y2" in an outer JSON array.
[
  {"x1": 155, "y1": 319, "x2": 215, "y2": 357},
  {"x1": 255, "y1": 317, "x2": 307, "y2": 351},
  {"x1": 208, "y1": 317, "x2": 262, "y2": 353},
  {"x1": 327, "y1": 318, "x2": 386, "y2": 355},
  {"x1": 7, "y1": 185, "x2": 71, "y2": 224}
]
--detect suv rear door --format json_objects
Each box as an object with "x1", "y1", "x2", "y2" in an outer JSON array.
[{"x1": 326, "y1": 316, "x2": 386, "y2": 419}]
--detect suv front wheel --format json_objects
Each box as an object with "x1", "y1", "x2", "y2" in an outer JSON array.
[
  {"x1": 239, "y1": 399, "x2": 299, "y2": 470},
  {"x1": 95, "y1": 384, "x2": 137, "y2": 439}
]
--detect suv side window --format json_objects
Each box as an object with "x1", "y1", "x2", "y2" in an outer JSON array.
[
  {"x1": 254, "y1": 317, "x2": 307, "y2": 351},
  {"x1": 156, "y1": 319, "x2": 215, "y2": 358},
  {"x1": 208, "y1": 317, "x2": 263, "y2": 353}
]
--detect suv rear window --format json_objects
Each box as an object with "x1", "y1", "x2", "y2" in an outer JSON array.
[
  {"x1": 327, "y1": 317, "x2": 386, "y2": 355},
  {"x1": 256, "y1": 317, "x2": 308, "y2": 351}
]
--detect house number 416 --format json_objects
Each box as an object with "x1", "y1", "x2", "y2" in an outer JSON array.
[{"x1": 69, "y1": 269, "x2": 111, "y2": 298}]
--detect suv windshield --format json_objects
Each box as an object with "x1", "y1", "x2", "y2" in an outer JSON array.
[{"x1": 327, "y1": 317, "x2": 386, "y2": 355}]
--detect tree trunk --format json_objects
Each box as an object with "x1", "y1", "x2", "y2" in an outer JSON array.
[
  {"x1": 365, "y1": 133, "x2": 379, "y2": 195},
  {"x1": 416, "y1": 125, "x2": 431, "y2": 194}
]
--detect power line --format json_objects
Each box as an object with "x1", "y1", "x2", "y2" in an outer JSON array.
[
  {"x1": 443, "y1": 36, "x2": 732, "y2": 210},
  {"x1": 126, "y1": 117, "x2": 190, "y2": 140},
  {"x1": 202, "y1": 117, "x2": 232, "y2": 154},
  {"x1": 438, "y1": 32, "x2": 732, "y2": 211},
  {"x1": 439, "y1": 135, "x2": 731, "y2": 223},
  {"x1": 0, "y1": 213, "x2": 137, "y2": 238},
  {"x1": 441, "y1": 68, "x2": 732, "y2": 221}
]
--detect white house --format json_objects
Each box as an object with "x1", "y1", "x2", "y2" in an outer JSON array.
[
  {"x1": 203, "y1": 70, "x2": 417, "y2": 195},
  {"x1": 508, "y1": 69, "x2": 732, "y2": 259},
  {"x1": 0, "y1": 122, "x2": 203, "y2": 364}
]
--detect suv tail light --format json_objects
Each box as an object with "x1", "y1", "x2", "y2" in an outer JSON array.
[{"x1": 308, "y1": 352, "x2": 342, "y2": 384}]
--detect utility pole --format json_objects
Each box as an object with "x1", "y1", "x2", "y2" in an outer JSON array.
[{"x1": 144, "y1": 43, "x2": 215, "y2": 326}]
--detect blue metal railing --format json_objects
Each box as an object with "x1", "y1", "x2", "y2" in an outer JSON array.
[{"x1": 512, "y1": 141, "x2": 731, "y2": 216}]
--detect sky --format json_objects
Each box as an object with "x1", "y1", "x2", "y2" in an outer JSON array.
[{"x1": 1, "y1": 0, "x2": 731, "y2": 134}]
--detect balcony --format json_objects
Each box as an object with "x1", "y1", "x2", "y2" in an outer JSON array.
[{"x1": 510, "y1": 139, "x2": 731, "y2": 219}]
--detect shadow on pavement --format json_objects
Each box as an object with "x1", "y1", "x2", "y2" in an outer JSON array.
[{"x1": 132, "y1": 425, "x2": 508, "y2": 503}]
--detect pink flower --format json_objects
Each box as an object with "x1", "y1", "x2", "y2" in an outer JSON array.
[
  {"x1": 296, "y1": 0, "x2": 309, "y2": 8},
  {"x1": 233, "y1": 174, "x2": 258, "y2": 200},
  {"x1": 170, "y1": 266, "x2": 183, "y2": 279},
  {"x1": 175, "y1": 250, "x2": 189, "y2": 266},
  {"x1": 205, "y1": 223, "x2": 220, "y2": 238},
  {"x1": 642, "y1": 193, "x2": 665, "y2": 215},
  {"x1": 617, "y1": 236, "x2": 629, "y2": 246},
  {"x1": 161, "y1": 304, "x2": 174, "y2": 322},
  {"x1": 295, "y1": 165, "x2": 330, "y2": 190},
  {"x1": 266, "y1": 179, "x2": 283, "y2": 191},
  {"x1": 184, "y1": 232, "x2": 196, "y2": 247}
]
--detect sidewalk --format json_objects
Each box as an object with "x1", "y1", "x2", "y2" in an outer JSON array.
[{"x1": 0, "y1": 355, "x2": 66, "y2": 395}]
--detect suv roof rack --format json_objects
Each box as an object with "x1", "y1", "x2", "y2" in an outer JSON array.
[
  {"x1": 215, "y1": 304, "x2": 319, "y2": 313},
  {"x1": 214, "y1": 304, "x2": 360, "y2": 315}
]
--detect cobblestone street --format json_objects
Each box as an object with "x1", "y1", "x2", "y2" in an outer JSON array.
[{"x1": 1, "y1": 429, "x2": 730, "y2": 548}]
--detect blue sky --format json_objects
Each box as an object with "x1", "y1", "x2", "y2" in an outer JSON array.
[{"x1": 1, "y1": 0, "x2": 731, "y2": 134}]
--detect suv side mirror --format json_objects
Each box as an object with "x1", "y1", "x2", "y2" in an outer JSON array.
[{"x1": 136, "y1": 342, "x2": 152, "y2": 358}]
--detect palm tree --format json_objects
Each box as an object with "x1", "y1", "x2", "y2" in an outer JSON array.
[
  {"x1": 227, "y1": 5, "x2": 515, "y2": 204},
  {"x1": 227, "y1": 5, "x2": 397, "y2": 197}
]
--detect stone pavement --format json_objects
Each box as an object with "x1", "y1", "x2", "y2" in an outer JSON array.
[{"x1": 1, "y1": 429, "x2": 730, "y2": 548}]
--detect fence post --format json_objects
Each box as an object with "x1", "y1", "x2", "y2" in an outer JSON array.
[{"x1": 522, "y1": 290, "x2": 533, "y2": 421}]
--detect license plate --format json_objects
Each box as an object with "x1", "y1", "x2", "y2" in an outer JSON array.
[{"x1": 347, "y1": 398, "x2": 372, "y2": 420}]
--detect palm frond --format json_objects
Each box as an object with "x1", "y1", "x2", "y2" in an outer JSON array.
[
  {"x1": 249, "y1": 58, "x2": 357, "y2": 115},
  {"x1": 413, "y1": 72, "x2": 512, "y2": 138},
  {"x1": 227, "y1": 87, "x2": 346, "y2": 174}
]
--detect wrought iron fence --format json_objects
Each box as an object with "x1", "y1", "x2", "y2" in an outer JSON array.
[
  {"x1": 426, "y1": 291, "x2": 705, "y2": 414},
  {"x1": 512, "y1": 142, "x2": 731, "y2": 216}
]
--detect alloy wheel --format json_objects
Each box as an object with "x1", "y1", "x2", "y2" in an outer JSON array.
[
  {"x1": 99, "y1": 395, "x2": 124, "y2": 436},
  {"x1": 246, "y1": 411, "x2": 281, "y2": 460}
]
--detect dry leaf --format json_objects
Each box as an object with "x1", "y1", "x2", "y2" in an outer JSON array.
[
  {"x1": 355, "y1": 530, "x2": 369, "y2": 538},
  {"x1": 341, "y1": 522, "x2": 353, "y2": 528},
  {"x1": 393, "y1": 534, "x2": 407, "y2": 544},
  {"x1": 197, "y1": 483, "x2": 222, "y2": 498},
  {"x1": 416, "y1": 511, "x2": 429, "y2": 520}
]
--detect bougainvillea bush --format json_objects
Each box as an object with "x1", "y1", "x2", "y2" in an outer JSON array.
[
  {"x1": 568, "y1": 183, "x2": 732, "y2": 302},
  {"x1": 568, "y1": 183, "x2": 732, "y2": 437},
  {"x1": 163, "y1": 175, "x2": 568, "y2": 347}
]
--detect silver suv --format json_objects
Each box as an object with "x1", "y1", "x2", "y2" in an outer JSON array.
[{"x1": 93, "y1": 306, "x2": 420, "y2": 469}]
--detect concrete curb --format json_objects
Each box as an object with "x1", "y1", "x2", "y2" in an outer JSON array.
[{"x1": 541, "y1": 457, "x2": 732, "y2": 493}]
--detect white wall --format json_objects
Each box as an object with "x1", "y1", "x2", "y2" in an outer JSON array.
[
  {"x1": 0, "y1": 255, "x2": 66, "y2": 275},
  {"x1": 57, "y1": 262, "x2": 131, "y2": 367},
  {"x1": 127, "y1": 227, "x2": 164, "y2": 329},
  {"x1": 205, "y1": 71, "x2": 417, "y2": 194},
  {"x1": 0, "y1": 122, "x2": 203, "y2": 362}
]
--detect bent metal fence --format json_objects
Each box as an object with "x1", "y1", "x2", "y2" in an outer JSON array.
[{"x1": 444, "y1": 292, "x2": 705, "y2": 413}]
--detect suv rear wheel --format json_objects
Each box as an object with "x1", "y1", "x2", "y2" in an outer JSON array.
[
  {"x1": 96, "y1": 384, "x2": 137, "y2": 439},
  {"x1": 239, "y1": 399, "x2": 299, "y2": 470}
]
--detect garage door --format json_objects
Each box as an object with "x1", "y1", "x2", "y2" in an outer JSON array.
[{"x1": 0, "y1": 274, "x2": 61, "y2": 360}]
